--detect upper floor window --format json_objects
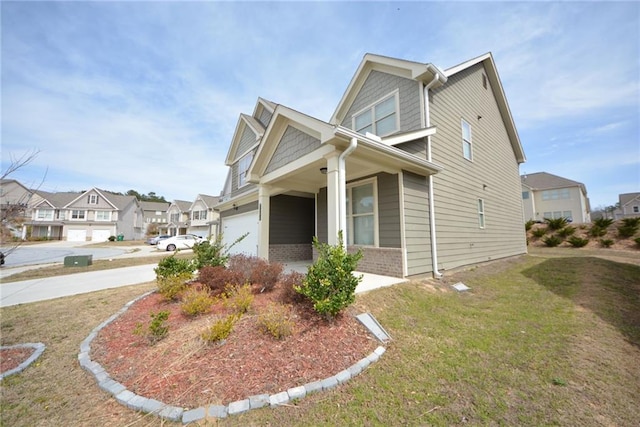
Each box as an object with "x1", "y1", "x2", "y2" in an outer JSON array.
[
  {"x1": 462, "y1": 119, "x2": 473, "y2": 161},
  {"x1": 522, "y1": 191, "x2": 530, "y2": 199},
  {"x1": 478, "y1": 199, "x2": 485, "y2": 228},
  {"x1": 71, "y1": 210, "x2": 86, "y2": 220},
  {"x1": 192, "y1": 210, "x2": 208, "y2": 220},
  {"x1": 346, "y1": 179, "x2": 377, "y2": 246},
  {"x1": 633, "y1": 206, "x2": 639, "y2": 213},
  {"x1": 88, "y1": 194, "x2": 99, "y2": 204},
  {"x1": 170, "y1": 213, "x2": 180, "y2": 223},
  {"x1": 95, "y1": 211, "x2": 111, "y2": 221},
  {"x1": 542, "y1": 188, "x2": 570, "y2": 200},
  {"x1": 36, "y1": 209, "x2": 54, "y2": 221},
  {"x1": 353, "y1": 91, "x2": 399, "y2": 137},
  {"x1": 238, "y1": 152, "x2": 253, "y2": 188}
]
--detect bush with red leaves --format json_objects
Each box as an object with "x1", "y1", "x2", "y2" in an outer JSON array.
[{"x1": 198, "y1": 266, "x2": 244, "y2": 296}]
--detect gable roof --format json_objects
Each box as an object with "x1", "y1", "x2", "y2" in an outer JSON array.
[
  {"x1": 190, "y1": 194, "x2": 218, "y2": 210},
  {"x1": 619, "y1": 192, "x2": 640, "y2": 207},
  {"x1": 445, "y1": 52, "x2": 525, "y2": 163},
  {"x1": 169, "y1": 200, "x2": 192, "y2": 212},
  {"x1": 224, "y1": 98, "x2": 274, "y2": 166},
  {"x1": 521, "y1": 172, "x2": 587, "y2": 194},
  {"x1": 139, "y1": 201, "x2": 170, "y2": 211}
]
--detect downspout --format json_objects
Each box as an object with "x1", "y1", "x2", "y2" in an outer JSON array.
[
  {"x1": 338, "y1": 137, "x2": 358, "y2": 249},
  {"x1": 424, "y1": 73, "x2": 443, "y2": 278}
]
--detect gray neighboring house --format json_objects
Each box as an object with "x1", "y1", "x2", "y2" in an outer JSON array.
[
  {"x1": 164, "y1": 200, "x2": 191, "y2": 236},
  {"x1": 521, "y1": 172, "x2": 591, "y2": 223},
  {"x1": 27, "y1": 188, "x2": 143, "y2": 241},
  {"x1": 188, "y1": 194, "x2": 219, "y2": 238},
  {"x1": 217, "y1": 52, "x2": 527, "y2": 278},
  {"x1": 140, "y1": 201, "x2": 170, "y2": 234},
  {"x1": 0, "y1": 179, "x2": 34, "y2": 239},
  {"x1": 614, "y1": 193, "x2": 640, "y2": 219}
]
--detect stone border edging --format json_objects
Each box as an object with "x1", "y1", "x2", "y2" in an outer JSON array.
[
  {"x1": 0, "y1": 342, "x2": 46, "y2": 380},
  {"x1": 78, "y1": 291, "x2": 387, "y2": 424}
]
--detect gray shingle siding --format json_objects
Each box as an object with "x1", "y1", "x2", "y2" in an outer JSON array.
[
  {"x1": 339, "y1": 70, "x2": 422, "y2": 134},
  {"x1": 236, "y1": 126, "x2": 256, "y2": 161},
  {"x1": 258, "y1": 108, "x2": 272, "y2": 128},
  {"x1": 265, "y1": 126, "x2": 321, "y2": 174}
]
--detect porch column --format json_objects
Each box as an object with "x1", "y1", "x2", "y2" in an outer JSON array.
[
  {"x1": 325, "y1": 153, "x2": 340, "y2": 246},
  {"x1": 258, "y1": 185, "x2": 271, "y2": 259}
]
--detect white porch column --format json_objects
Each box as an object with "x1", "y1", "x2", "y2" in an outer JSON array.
[
  {"x1": 257, "y1": 185, "x2": 271, "y2": 260},
  {"x1": 325, "y1": 153, "x2": 340, "y2": 246}
]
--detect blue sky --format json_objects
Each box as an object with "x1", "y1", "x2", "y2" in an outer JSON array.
[{"x1": 2, "y1": 1, "x2": 638, "y2": 210}]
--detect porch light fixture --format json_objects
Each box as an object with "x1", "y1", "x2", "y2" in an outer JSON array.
[
  {"x1": 320, "y1": 167, "x2": 328, "y2": 174},
  {"x1": 232, "y1": 203, "x2": 238, "y2": 211}
]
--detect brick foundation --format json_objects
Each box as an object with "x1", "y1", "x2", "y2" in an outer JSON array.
[
  {"x1": 269, "y1": 244, "x2": 313, "y2": 263},
  {"x1": 312, "y1": 246, "x2": 404, "y2": 278}
]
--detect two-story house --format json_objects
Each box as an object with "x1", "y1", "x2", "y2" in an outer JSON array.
[
  {"x1": 188, "y1": 194, "x2": 219, "y2": 238},
  {"x1": 164, "y1": 200, "x2": 191, "y2": 236},
  {"x1": 28, "y1": 188, "x2": 144, "y2": 241},
  {"x1": 614, "y1": 193, "x2": 640, "y2": 219},
  {"x1": 140, "y1": 201, "x2": 170, "y2": 235},
  {"x1": 0, "y1": 179, "x2": 34, "y2": 240},
  {"x1": 521, "y1": 172, "x2": 591, "y2": 223},
  {"x1": 216, "y1": 52, "x2": 527, "y2": 278}
]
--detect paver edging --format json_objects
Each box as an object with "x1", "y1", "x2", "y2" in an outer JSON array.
[
  {"x1": 79, "y1": 291, "x2": 388, "y2": 424},
  {"x1": 0, "y1": 342, "x2": 46, "y2": 380}
]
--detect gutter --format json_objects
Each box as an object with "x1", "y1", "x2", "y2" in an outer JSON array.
[{"x1": 423, "y1": 71, "x2": 445, "y2": 279}]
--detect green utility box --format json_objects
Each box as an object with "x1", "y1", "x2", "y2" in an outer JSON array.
[{"x1": 64, "y1": 255, "x2": 93, "y2": 267}]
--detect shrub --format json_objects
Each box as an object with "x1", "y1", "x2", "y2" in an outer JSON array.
[
  {"x1": 525, "y1": 220, "x2": 535, "y2": 231},
  {"x1": 257, "y1": 303, "x2": 295, "y2": 339},
  {"x1": 228, "y1": 254, "x2": 262, "y2": 283},
  {"x1": 635, "y1": 237, "x2": 640, "y2": 248},
  {"x1": 155, "y1": 255, "x2": 195, "y2": 280},
  {"x1": 593, "y1": 217, "x2": 614, "y2": 229},
  {"x1": 600, "y1": 239, "x2": 614, "y2": 248},
  {"x1": 542, "y1": 235, "x2": 563, "y2": 247},
  {"x1": 589, "y1": 225, "x2": 607, "y2": 238},
  {"x1": 192, "y1": 235, "x2": 228, "y2": 270},
  {"x1": 531, "y1": 227, "x2": 547, "y2": 238},
  {"x1": 295, "y1": 232, "x2": 362, "y2": 318},
  {"x1": 108, "y1": 235, "x2": 116, "y2": 242},
  {"x1": 157, "y1": 272, "x2": 192, "y2": 301},
  {"x1": 250, "y1": 261, "x2": 283, "y2": 292},
  {"x1": 134, "y1": 310, "x2": 170, "y2": 344},
  {"x1": 557, "y1": 226, "x2": 576, "y2": 238},
  {"x1": 622, "y1": 217, "x2": 640, "y2": 228},
  {"x1": 223, "y1": 284, "x2": 254, "y2": 314},
  {"x1": 545, "y1": 217, "x2": 568, "y2": 231},
  {"x1": 279, "y1": 271, "x2": 307, "y2": 304},
  {"x1": 617, "y1": 225, "x2": 638, "y2": 239},
  {"x1": 567, "y1": 236, "x2": 589, "y2": 248},
  {"x1": 180, "y1": 285, "x2": 215, "y2": 316},
  {"x1": 200, "y1": 314, "x2": 239, "y2": 343},
  {"x1": 198, "y1": 265, "x2": 245, "y2": 296}
]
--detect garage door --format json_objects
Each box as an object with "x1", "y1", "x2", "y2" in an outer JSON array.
[
  {"x1": 92, "y1": 230, "x2": 111, "y2": 242},
  {"x1": 67, "y1": 230, "x2": 87, "y2": 242},
  {"x1": 222, "y1": 211, "x2": 259, "y2": 256}
]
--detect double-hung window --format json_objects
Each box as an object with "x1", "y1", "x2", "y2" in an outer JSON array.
[
  {"x1": 346, "y1": 179, "x2": 377, "y2": 246},
  {"x1": 478, "y1": 199, "x2": 485, "y2": 228},
  {"x1": 37, "y1": 209, "x2": 54, "y2": 221},
  {"x1": 462, "y1": 119, "x2": 473, "y2": 161},
  {"x1": 71, "y1": 210, "x2": 86, "y2": 220},
  {"x1": 237, "y1": 152, "x2": 253, "y2": 188},
  {"x1": 96, "y1": 211, "x2": 111, "y2": 221},
  {"x1": 353, "y1": 92, "x2": 399, "y2": 137},
  {"x1": 88, "y1": 194, "x2": 98, "y2": 204}
]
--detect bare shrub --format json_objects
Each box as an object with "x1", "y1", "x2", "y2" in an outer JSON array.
[{"x1": 198, "y1": 266, "x2": 244, "y2": 296}]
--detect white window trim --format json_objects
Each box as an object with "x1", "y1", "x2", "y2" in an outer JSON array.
[
  {"x1": 346, "y1": 177, "x2": 379, "y2": 247},
  {"x1": 95, "y1": 211, "x2": 111, "y2": 221},
  {"x1": 88, "y1": 194, "x2": 98, "y2": 205},
  {"x1": 352, "y1": 90, "x2": 400, "y2": 137},
  {"x1": 237, "y1": 151, "x2": 253, "y2": 188},
  {"x1": 71, "y1": 210, "x2": 87, "y2": 220},
  {"x1": 462, "y1": 118, "x2": 473, "y2": 161},
  {"x1": 36, "y1": 209, "x2": 54, "y2": 221},
  {"x1": 478, "y1": 198, "x2": 485, "y2": 229}
]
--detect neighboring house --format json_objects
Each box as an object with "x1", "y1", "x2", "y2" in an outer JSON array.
[
  {"x1": 140, "y1": 201, "x2": 170, "y2": 234},
  {"x1": 164, "y1": 200, "x2": 191, "y2": 236},
  {"x1": 27, "y1": 188, "x2": 144, "y2": 241},
  {"x1": 521, "y1": 172, "x2": 591, "y2": 223},
  {"x1": 0, "y1": 179, "x2": 34, "y2": 224},
  {"x1": 614, "y1": 192, "x2": 640, "y2": 219},
  {"x1": 216, "y1": 52, "x2": 527, "y2": 278},
  {"x1": 188, "y1": 194, "x2": 219, "y2": 238}
]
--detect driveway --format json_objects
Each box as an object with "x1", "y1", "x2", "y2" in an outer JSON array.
[{"x1": 0, "y1": 240, "x2": 130, "y2": 268}]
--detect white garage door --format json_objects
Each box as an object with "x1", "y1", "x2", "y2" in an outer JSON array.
[
  {"x1": 67, "y1": 230, "x2": 87, "y2": 242},
  {"x1": 92, "y1": 230, "x2": 111, "y2": 242},
  {"x1": 222, "y1": 211, "x2": 259, "y2": 256}
]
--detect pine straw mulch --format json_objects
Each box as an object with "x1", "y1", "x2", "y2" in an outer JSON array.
[{"x1": 89, "y1": 282, "x2": 379, "y2": 410}]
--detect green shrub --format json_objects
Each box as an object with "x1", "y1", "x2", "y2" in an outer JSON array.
[
  {"x1": 180, "y1": 286, "x2": 215, "y2": 316},
  {"x1": 134, "y1": 310, "x2": 170, "y2": 344},
  {"x1": 531, "y1": 227, "x2": 547, "y2": 238},
  {"x1": 593, "y1": 217, "x2": 614, "y2": 229},
  {"x1": 154, "y1": 255, "x2": 195, "y2": 280},
  {"x1": 557, "y1": 226, "x2": 576, "y2": 238},
  {"x1": 200, "y1": 314, "x2": 239, "y2": 343},
  {"x1": 198, "y1": 265, "x2": 245, "y2": 296},
  {"x1": 567, "y1": 236, "x2": 589, "y2": 248},
  {"x1": 223, "y1": 284, "x2": 254, "y2": 314},
  {"x1": 634, "y1": 237, "x2": 640, "y2": 248},
  {"x1": 622, "y1": 217, "x2": 640, "y2": 228},
  {"x1": 525, "y1": 220, "x2": 535, "y2": 231},
  {"x1": 108, "y1": 235, "x2": 116, "y2": 242},
  {"x1": 192, "y1": 235, "x2": 227, "y2": 269},
  {"x1": 545, "y1": 217, "x2": 568, "y2": 231},
  {"x1": 589, "y1": 225, "x2": 607, "y2": 238},
  {"x1": 295, "y1": 232, "x2": 362, "y2": 318},
  {"x1": 257, "y1": 303, "x2": 295, "y2": 340},
  {"x1": 157, "y1": 272, "x2": 192, "y2": 301},
  {"x1": 542, "y1": 235, "x2": 563, "y2": 247},
  {"x1": 600, "y1": 239, "x2": 614, "y2": 248},
  {"x1": 617, "y1": 225, "x2": 638, "y2": 239}
]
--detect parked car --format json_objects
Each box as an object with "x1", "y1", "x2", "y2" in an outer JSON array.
[
  {"x1": 146, "y1": 234, "x2": 171, "y2": 245},
  {"x1": 157, "y1": 234, "x2": 204, "y2": 251}
]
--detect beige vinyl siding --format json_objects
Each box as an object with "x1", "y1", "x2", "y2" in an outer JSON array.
[
  {"x1": 265, "y1": 126, "x2": 321, "y2": 174},
  {"x1": 429, "y1": 63, "x2": 526, "y2": 270},
  {"x1": 377, "y1": 173, "x2": 401, "y2": 248},
  {"x1": 402, "y1": 170, "x2": 432, "y2": 275},
  {"x1": 339, "y1": 71, "x2": 422, "y2": 134}
]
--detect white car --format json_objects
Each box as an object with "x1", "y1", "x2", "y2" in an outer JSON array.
[{"x1": 157, "y1": 234, "x2": 204, "y2": 251}]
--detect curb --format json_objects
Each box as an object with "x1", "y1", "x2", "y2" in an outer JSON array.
[
  {"x1": 79, "y1": 292, "x2": 388, "y2": 424},
  {"x1": 0, "y1": 342, "x2": 46, "y2": 380}
]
